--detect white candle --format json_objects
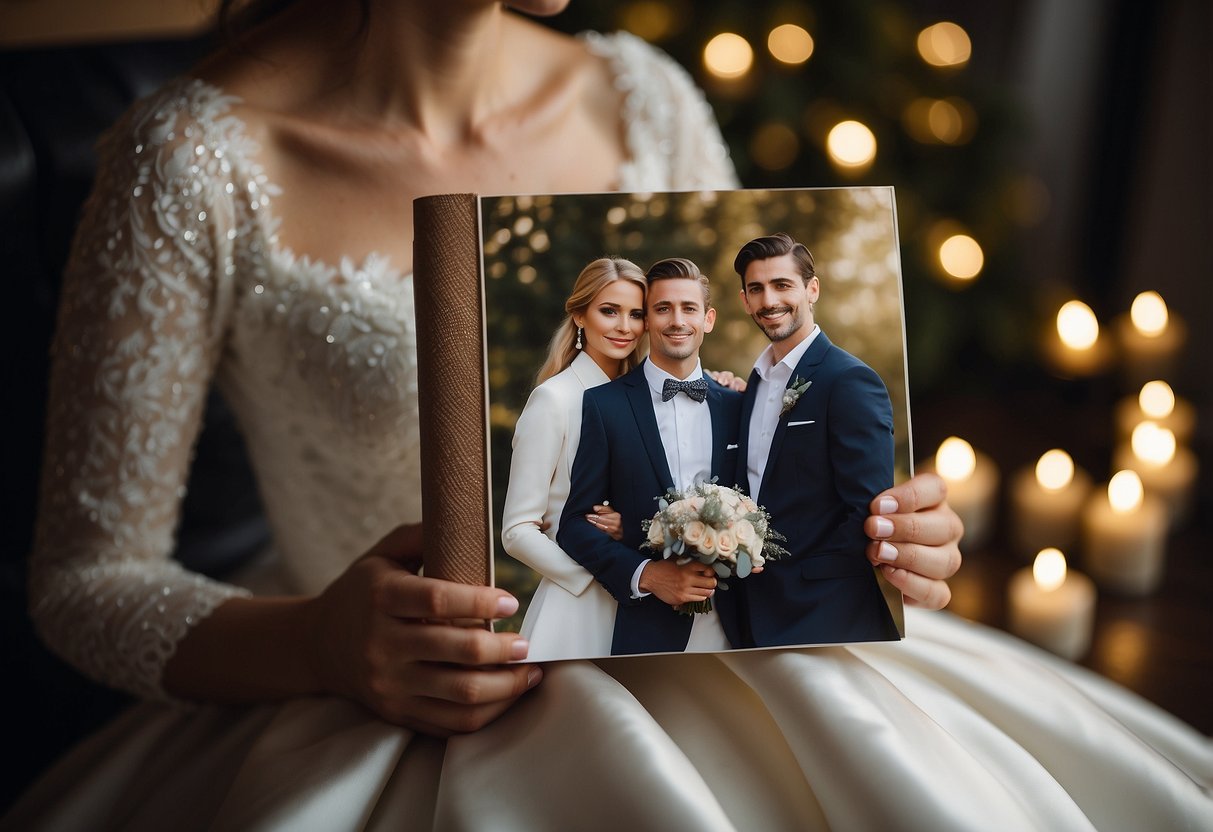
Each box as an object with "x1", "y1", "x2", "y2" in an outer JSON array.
[
  {"x1": 919, "y1": 437, "x2": 999, "y2": 550},
  {"x1": 1115, "y1": 291, "x2": 1187, "y2": 385},
  {"x1": 1113, "y1": 422, "x2": 1198, "y2": 526},
  {"x1": 1007, "y1": 548, "x2": 1096, "y2": 660},
  {"x1": 1008, "y1": 450, "x2": 1093, "y2": 559},
  {"x1": 1114, "y1": 380, "x2": 1196, "y2": 445},
  {"x1": 1043, "y1": 299, "x2": 1112, "y2": 377},
  {"x1": 1081, "y1": 471, "x2": 1168, "y2": 595}
]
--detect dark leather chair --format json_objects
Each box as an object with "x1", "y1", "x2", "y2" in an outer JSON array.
[{"x1": 1, "y1": 34, "x2": 269, "y2": 809}]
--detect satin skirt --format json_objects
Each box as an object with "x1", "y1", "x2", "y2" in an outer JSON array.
[{"x1": 6, "y1": 609, "x2": 1212, "y2": 831}]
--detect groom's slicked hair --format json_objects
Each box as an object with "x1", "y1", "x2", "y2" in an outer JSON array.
[
  {"x1": 733, "y1": 233, "x2": 816, "y2": 286},
  {"x1": 645, "y1": 257, "x2": 711, "y2": 305}
]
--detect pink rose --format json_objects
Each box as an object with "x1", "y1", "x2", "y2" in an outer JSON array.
[
  {"x1": 698, "y1": 526, "x2": 718, "y2": 556},
  {"x1": 715, "y1": 528, "x2": 738, "y2": 561},
  {"x1": 682, "y1": 520, "x2": 707, "y2": 549},
  {"x1": 647, "y1": 519, "x2": 666, "y2": 548}
]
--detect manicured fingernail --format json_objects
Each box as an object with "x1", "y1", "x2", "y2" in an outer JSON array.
[
  {"x1": 873, "y1": 517, "x2": 894, "y2": 538},
  {"x1": 496, "y1": 596, "x2": 519, "y2": 617},
  {"x1": 527, "y1": 666, "x2": 543, "y2": 688},
  {"x1": 877, "y1": 542, "x2": 898, "y2": 562},
  {"x1": 510, "y1": 639, "x2": 530, "y2": 661},
  {"x1": 878, "y1": 496, "x2": 899, "y2": 515}
]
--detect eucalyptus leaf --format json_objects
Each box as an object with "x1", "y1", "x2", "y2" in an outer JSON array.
[
  {"x1": 737, "y1": 551, "x2": 752, "y2": 578},
  {"x1": 712, "y1": 561, "x2": 731, "y2": 578}
]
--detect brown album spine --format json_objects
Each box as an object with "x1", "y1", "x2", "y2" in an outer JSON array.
[{"x1": 413, "y1": 193, "x2": 491, "y2": 587}]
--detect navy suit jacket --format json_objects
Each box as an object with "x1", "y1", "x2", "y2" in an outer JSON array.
[
  {"x1": 557, "y1": 361, "x2": 743, "y2": 655},
  {"x1": 735, "y1": 331, "x2": 900, "y2": 647}
]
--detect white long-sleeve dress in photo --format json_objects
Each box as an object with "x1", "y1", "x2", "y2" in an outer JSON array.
[
  {"x1": 501, "y1": 350, "x2": 617, "y2": 661},
  {"x1": 7, "y1": 30, "x2": 1211, "y2": 832}
]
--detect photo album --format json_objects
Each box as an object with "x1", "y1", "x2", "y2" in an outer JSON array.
[{"x1": 415, "y1": 187, "x2": 910, "y2": 661}]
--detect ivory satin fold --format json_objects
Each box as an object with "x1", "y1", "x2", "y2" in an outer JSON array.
[{"x1": 7, "y1": 609, "x2": 1211, "y2": 831}]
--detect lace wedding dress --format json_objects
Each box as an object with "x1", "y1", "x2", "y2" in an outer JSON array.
[{"x1": 8, "y1": 31, "x2": 1211, "y2": 831}]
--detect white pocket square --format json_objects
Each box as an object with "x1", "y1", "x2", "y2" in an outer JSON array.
[
  {"x1": 726, "y1": 443, "x2": 739, "y2": 450},
  {"x1": 788, "y1": 420, "x2": 816, "y2": 427}
]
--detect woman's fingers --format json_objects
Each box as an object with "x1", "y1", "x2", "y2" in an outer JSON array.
[
  {"x1": 870, "y1": 472, "x2": 947, "y2": 516},
  {"x1": 867, "y1": 539, "x2": 959, "y2": 581},
  {"x1": 393, "y1": 622, "x2": 530, "y2": 665},
  {"x1": 405, "y1": 662, "x2": 542, "y2": 708},
  {"x1": 878, "y1": 564, "x2": 953, "y2": 610},
  {"x1": 375, "y1": 572, "x2": 519, "y2": 622}
]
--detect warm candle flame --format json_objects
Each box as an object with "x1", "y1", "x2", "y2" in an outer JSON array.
[
  {"x1": 1057, "y1": 300, "x2": 1099, "y2": 350},
  {"x1": 939, "y1": 234, "x2": 984, "y2": 280},
  {"x1": 936, "y1": 436, "x2": 976, "y2": 482},
  {"x1": 826, "y1": 120, "x2": 877, "y2": 168},
  {"x1": 1035, "y1": 449, "x2": 1074, "y2": 491},
  {"x1": 1108, "y1": 470, "x2": 1144, "y2": 514},
  {"x1": 704, "y1": 33, "x2": 754, "y2": 79},
  {"x1": 1033, "y1": 548, "x2": 1067, "y2": 592},
  {"x1": 1131, "y1": 421, "x2": 1177, "y2": 466},
  {"x1": 1139, "y1": 380, "x2": 1175, "y2": 419},
  {"x1": 1130, "y1": 291, "x2": 1169, "y2": 337}
]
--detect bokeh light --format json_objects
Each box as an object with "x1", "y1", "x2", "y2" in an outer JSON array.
[
  {"x1": 750, "y1": 122, "x2": 800, "y2": 170},
  {"x1": 768, "y1": 23, "x2": 814, "y2": 65},
  {"x1": 619, "y1": 1, "x2": 678, "y2": 42},
  {"x1": 1035, "y1": 450, "x2": 1074, "y2": 491},
  {"x1": 1139, "y1": 381, "x2": 1175, "y2": 419},
  {"x1": 1130, "y1": 290, "x2": 1169, "y2": 336},
  {"x1": 936, "y1": 436, "x2": 976, "y2": 482},
  {"x1": 1131, "y1": 421, "x2": 1177, "y2": 466},
  {"x1": 826, "y1": 120, "x2": 877, "y2": 169},
  {"x1": 1033, "y1": 548, "x2": 1067, "y2": 592},
  {"x1": 938, "y1": 234, "x2": 984, "y2": 280},
  {"x1": 917, "y1": 21, "x2": 972, "y2": 68},
  {"x1": 1056, "y1": 301, "x2": 1099, "y2": 350},
  {"x1": 1108, "y1": 470, "x2": 1144, "y2": 513},
  {"x1": 704, "y1": 32, "x2": 753, "y2": 79}
]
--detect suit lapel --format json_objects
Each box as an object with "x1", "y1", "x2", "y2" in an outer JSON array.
[
  {"x1": 736, "y1": 367, "x2": 761, "y2": 487},
  {"x1": 623, "y1": 364, "x2": 676, "y2": 492},
  {"x1": 759, "y1": 332, "x2": 832, "y2": 504},
  {"x1": 706, "y1": 374, "x2": 728, "y2": 478}
]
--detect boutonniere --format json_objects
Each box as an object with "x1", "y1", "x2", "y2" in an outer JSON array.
[{"x1": 780, "y1": 377, "x2": 811, "y2": 416}]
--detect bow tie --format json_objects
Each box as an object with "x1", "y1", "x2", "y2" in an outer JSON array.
[{"x1": 661, "y1": 377, "x2": 709, "y2": 403}]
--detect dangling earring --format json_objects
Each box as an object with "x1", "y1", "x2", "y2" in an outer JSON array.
[{"x1": 575, "y1": 327, "x2": 584, "y2": 350}]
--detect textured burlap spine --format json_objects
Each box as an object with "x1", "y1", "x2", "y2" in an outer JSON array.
[{"x1": 413, "y1": 193, "x2": 491, "y2": 586}]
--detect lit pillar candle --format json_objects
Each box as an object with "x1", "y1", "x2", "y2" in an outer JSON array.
[
  {"x1": 920, "y1": 437, "x2": 999, "y2": 550},
  {"x1": 1115, "y1": 291, "x2": 1187, "y2": 385},
  {"x1": 1007, "y1": 548, "x2": 1096, "y2": 660},
  {"x1": 1008, "y1": 450, "x2": 1092, "y2": 559},
  {"x1": 1081, "y1": 471, "x2": 1168, "y2": 595},
  {"x1": 1113, "y1": 422, "x2": 1197, "y2": 526},
  {"x1": 1043, "y1": 299, "x2": 1112, "y2": 377},
  {"x1": 1114, "y1": 380, "x2": 1195, "y2": 445}
]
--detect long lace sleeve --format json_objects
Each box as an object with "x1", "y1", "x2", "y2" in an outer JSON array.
[
  {"x1": 587, "y1": 31, "x2": 741, "y2": 191},
  {"x1": 28, "y1": 83, "x2": 253, "y2": 701}
]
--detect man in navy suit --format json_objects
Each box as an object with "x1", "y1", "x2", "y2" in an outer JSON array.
[
  {"x1": 558, "y1": 258, "x2": 743, "y2": 655},
  {"x1": 732, "y1": 233, "x2": 899, "y2": 647}
]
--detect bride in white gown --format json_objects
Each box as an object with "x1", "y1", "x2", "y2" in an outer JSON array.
[
  {"x1": 7, "y1": 1, "x2": 1210, "y2": 829},
  {"x1": 501, "y1": 257, "x2": 647, "y2": 661}
]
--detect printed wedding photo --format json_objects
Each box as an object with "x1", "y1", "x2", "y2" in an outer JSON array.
[{"x1": 482, "y1": 187, "x2": 911, "y2": 660}]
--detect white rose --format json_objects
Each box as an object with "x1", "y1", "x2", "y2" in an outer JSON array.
[
  {"x1": 734, "y1": 519, "x2": 759, "y2": 551},
  {"x1": 647, "y1": 519, "x2": 666, "y2": 548},
  {"x1": 682, "y1": 520, "x2": 707, "y2": 549},
  {"x1": 698, "y1": 526, "x2": 718, "y2": 556}
]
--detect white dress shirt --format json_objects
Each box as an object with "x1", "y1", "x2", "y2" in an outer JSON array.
[
  {"x1": 632, "y1": 359, "x2": 729, "y2": 651},
  {"x1": 747, "y1": 325, "x2": 821, "y2": 499}
]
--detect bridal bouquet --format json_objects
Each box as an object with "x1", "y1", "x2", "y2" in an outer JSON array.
[{"x1": 642, "y1": 481, "x2": 788, "y2": 614}]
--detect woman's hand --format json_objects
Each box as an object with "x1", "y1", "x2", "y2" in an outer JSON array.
[
  {"x1": 585, "y1": 503, "x2": 623, "y2": 541},
  {"x1": 308, "y1": 525, "x2": 542, "y2": 736},
  {"x1": 706, "y1": 369, "x2": 748, "y2": 392},
  {"x1": 864, "y1": 473, "x2": 963, "y2": 610}
]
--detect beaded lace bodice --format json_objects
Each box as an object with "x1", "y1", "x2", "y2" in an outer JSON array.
[{"x1": 28, "y1": 31, "x2": 736, "y2": 700}]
